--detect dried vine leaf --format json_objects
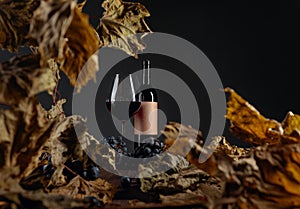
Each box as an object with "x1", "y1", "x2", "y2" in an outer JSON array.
[
  {"x1": 218, "y1": 144, "x2": 300, "y2": 209},
  {"x1": 28, "y1": 0, "x2": 75, "y2": 65},
  {"x1": 216, "y1": 136, "x2": 250, "y2": 161},
  {"x1": 46, "y1": 99, "x2": 66, "y2": 120},
  {"x1": 48, "y1": 115, "x2": 86, "y2": 187},
  {"x1": 0, "y1": 192, "x2": 101, "y2": 209},
  {"x1": 225, "y1": 87, "x2": 283, "y2": 146},
  {"x1": 162, "y1": 122, "x2": 245, "y2": 175},
  {"x1": 0, "y1": 0, "x2": 39, "y2": 51},
  {"x1": 139, "y1": 153, "x2": 190, "y2": 193},
  {"x1": 48, "y1": 115, "x2": 117, "y2": 188},
  {"x1": 162, "y1": 119, "x2": 300, "y2": 208},
  {"x1": 51, "y1": 176, "x2": 116, "y2": 205},
  {"x1": 0, "y1": 98, "x2": 58, "y2": 192},
  {"x1": 28, "y1": 0, "x2": 100, "y2": 91},
  {"x1": 281, "y1": 111, "x2": 300, "y2": 144},
  {"x1": 78, "y1": 132, "x2": 117, "y2": 173},
  {"x1": 0, "y1": 54, "x2": 56, "y2": 106},
  {"x1": 97, "y1": 0, "x2": 152, "y2": 57},
  {"x1": 61, "y1": 6, "x2": 100, "y2": 91},
  {"x1": 162, "y1": 121, "x2": 204, "y2": 150}
]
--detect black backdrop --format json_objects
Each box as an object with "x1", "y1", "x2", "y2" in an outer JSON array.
[{"x1": 1, "y1": 0, "x2": 300, "y2": 146}]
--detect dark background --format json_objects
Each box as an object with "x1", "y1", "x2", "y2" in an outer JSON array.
[{"x1": 1, "y1": 0, "x2": 300, "y2": 146}]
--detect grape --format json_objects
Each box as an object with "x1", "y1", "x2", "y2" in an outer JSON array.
[
  {"x1": 120, "y1": 176, "x2": 131, "y2": 188},
  {"x1": 84, "y1": 196, "x2": 103, "y2": 207},
  {"x1": 84, "y1": 165, "x2": 101, "y2": 180}
]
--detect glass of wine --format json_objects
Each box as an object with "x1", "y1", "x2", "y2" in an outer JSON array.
[{"x1": 106, "y1": 74, "x2": 141, "y2": 138}]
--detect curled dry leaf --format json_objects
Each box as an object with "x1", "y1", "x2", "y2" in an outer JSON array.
[
  {"x1": 46, "y1": 99, "x2": 66, "y2": 121},
  {"x1": 162, "y1": 94, "x2": 300, "y2": 209},
  {"x1": 139, "y1": 153, "x2": 190, "y2": 193},
  {"x1": 78, "y1": 132, "x2": 117, "y2": 173},
  {"x1": 162, "y1": 121, "x2": 204, "y2": 150},
  {"x1": 0, "y1": 98, "x2": 58, "y2": 192},
  {"x1": 48, "y1": 115, "x2": 86, "y2": 187},
  {"x1": 216, "y1": 136, "x2": 250, "y2": 161},
  {"x1": 162, "y1": 122, "x2": 244, "y2": 176},
  {"x1": 0, "y1": 0, "x2": 39, "y2": 51},
  {"x1": 61, "y1": 6, "x2": 100, "y2": 91},
  {"x1": 225, "y1": 87, "x2": 300, "y2": 145},
  {"x1": 28, "y1": 0, "x2": 99, "y2": 92},
  {"x1": 97, "y1": 0, "x2": 152, "y2": 57},
  {"x1": 0, "y1": 54, "x2": 56, "y2": 106},
  {"x1": 281, "y1": 111, "x2": 300, "y2": 144},
  {"x1": 28, "y1": 0, "x2": 75, "y2": 65},
  {"x1": 51, "y1": 175, "x2": 116, "y2": 205},
  {"x1": 225, "y1": 87, "x2": 283, "y2": 146},
  {"x1": 218, "y1": 144, "x2": 300, "y2": 209},
  {"x1": 48, "y1": 115, "x2": 117, "y2": 188},
  {"x1": 0, "y1": 192, "x2": 101, "y2": 209}
]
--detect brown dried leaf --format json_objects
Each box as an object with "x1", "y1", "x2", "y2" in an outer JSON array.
[
  {"x1": 28, "y1": 0, "x2": 75, "y2": 65},
  {"x1": 0, "y1": 192, "x2": 100, "y2": 209},
  {"x1": 162, "y1": 121, "x2": 300, "y2": 208},
  {"x1": 47, "y1": 115, "x2": 117, "y2": 188},
  {"x1": 162, "y1": 121, "x2": 204, "y2": 150},
  {"x1": 216, "y1": 136, "x2": 250, "y2": 161},
  {"x1": 78, "y1": 132, "x2": 117, "y2": 173},
  {"x1": 48, "y1": 115, "x2": 86, "y2": 187},
  {"x1": 0, "y1": 98, "x2": 58, "y2": 191},
  {"x1": 61, "y1": 7, "x2": 99, "y2": 91},
  {"x1": 97, "y1": 0, "x2": 152, "y2": 57},
  {"x1": 225, "y1": 87, "x2": 283, "y2": 146},
  {"x1": 0, "y1": 0, "x2": 39, "y2": 51},
  {"x1": 0, "y1": 54, "x2": 56, "y2": 106},
  {"x1": 139, "y1": 153, "x2": 190, "y2": 193},
  {"x1": 217, "y1": 144, "x2": 300, "y2": 209},
  {"x1": 51, "y1": 175, "x2": 116, "y2": 205},
  {"x1": 28, "y1": 0, "x2": 100, "y2": 91},
  {"x1": 162, "y1": 122, "x2": 237, "y2": 176},
  {"x1": 46, "y1": 99, "x2": 66, "y2": 121}
]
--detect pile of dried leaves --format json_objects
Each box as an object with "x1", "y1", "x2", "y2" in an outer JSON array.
[
  {"x1": 1, "y1": 0, "x2": 300, "y2": 209},
  {"x1": 0, "y1": 0, "x2": 151, "y2": 208},
  {"x1": 160, "y1": 88, "x2": 300, "y2": 209}
]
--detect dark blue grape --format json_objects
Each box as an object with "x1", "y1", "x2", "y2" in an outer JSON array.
[
  {"x1": 84, "y1": 196, "x2": 103, "y2": 207},
  {"x1": 120, "y1": 176, "x2": 131, "y2": 188},
  {"x1": 86, "y1": 166, "x2": 100, "y2": 180},
  {"x1": 153, "y1": 148, "x2": 160, "y2": 154}
]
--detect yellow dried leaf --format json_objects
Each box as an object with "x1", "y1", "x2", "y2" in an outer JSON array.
[
  {"x1": 225, "y1": 87, "x2": 282, "y2": 146},
  {"x1": 60, "y1": 7, "x2": 99, "y2": 91},
  {"x1": 281, "y1": 111, "x2": 300, "y2": 144}
]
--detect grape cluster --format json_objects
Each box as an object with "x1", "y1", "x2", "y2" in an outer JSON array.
[
  {"x1": 133, "y1": 138, "x2": 164, "y2": 158},
  {"x1": 106, "y1": 136, "x2": 129, "y2": 155},
  {"x1": 103, "y1": 136, "x2": 165, "y2": 158},
  {"x1": 102, "y1": 136, "x2": 165, "y2": 189}
]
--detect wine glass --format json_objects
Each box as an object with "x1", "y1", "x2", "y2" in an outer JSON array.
[{"x1": 106, "y1": 74, "x2": 141, "y2": 138}]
